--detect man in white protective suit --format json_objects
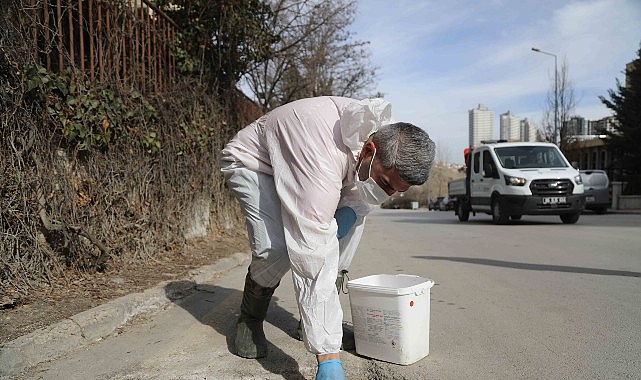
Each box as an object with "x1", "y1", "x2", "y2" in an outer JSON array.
[{"x1": 220, "y1": 96, "x2": 435, "y2": 379}]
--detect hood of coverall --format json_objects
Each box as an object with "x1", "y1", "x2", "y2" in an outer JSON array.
[{"x1": 339, "y1": 98, "x2": 392, "y2": 159}]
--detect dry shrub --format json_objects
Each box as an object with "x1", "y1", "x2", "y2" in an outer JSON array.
[{"x1": 0, "y1": 2, "x2": 246, "y2": 294}]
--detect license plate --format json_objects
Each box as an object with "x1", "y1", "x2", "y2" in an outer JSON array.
[
  {"x1": 586, "y1": 196, "x2": 595, "y2": 202},
  {"x1": 543, "y1": 197, "x2": 566, "y2": 204}
]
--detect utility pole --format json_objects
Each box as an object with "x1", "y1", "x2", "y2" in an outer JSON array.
[{"x1": 532, "y1": 47, "x2": 558, "y2": 145}]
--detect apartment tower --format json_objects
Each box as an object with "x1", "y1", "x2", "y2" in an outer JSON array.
[
  {"x1": 499, "y1": 110, "x2": 521, "y2": 141},
  {"x1": 469, "y1": 104, "x2": 494, "y2": 147}
]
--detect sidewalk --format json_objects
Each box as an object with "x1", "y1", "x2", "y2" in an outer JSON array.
[
  {"x1": 0, "y1": 252, "x2": 413, "y2": 379},
  {"x1": 1, "y1": 253, "x2": 251, "y2": 377}
]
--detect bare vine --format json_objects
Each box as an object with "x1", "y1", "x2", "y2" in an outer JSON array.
[{"x1": 1, "y1": 0, "x2": 246, "y2": 295}]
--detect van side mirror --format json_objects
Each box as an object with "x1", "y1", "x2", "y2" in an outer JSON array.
[{"x1": 571, "y1": 161, "x2": 579, "y2": 169}]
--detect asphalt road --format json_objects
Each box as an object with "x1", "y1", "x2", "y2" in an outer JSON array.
[
  {"x1": 350, "y1": 208, "x2": 641, "y2": 379},
  {"x1": 5, "y1": 208, "x2": 640, "y2": 379}
]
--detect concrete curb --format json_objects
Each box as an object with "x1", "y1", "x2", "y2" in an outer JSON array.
[
  {"x1": 606, "y1": 208, "x2": 641, "y2": 214},
  {"x1": 0, "y1": 252, "x2": 250, "y2": 377}
]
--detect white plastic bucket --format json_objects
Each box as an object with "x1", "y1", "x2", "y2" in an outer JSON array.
[{"x1": 347, "y1": 274, "x2": 434, "y2": 365}]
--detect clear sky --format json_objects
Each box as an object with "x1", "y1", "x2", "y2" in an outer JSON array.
[{"x1": 349, "y1": 0, "x2": 641, "y2": 163}]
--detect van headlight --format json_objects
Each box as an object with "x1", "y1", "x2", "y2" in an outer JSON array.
[
  {"x1": 504, "y1": 175, "x2": 527, "y2": 186},
  {"x1": 574, "y1": 175, "x2": 582, "y2": 185}
]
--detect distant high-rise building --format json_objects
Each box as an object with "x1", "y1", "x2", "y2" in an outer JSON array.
[
  {"x1": 500, "y1": 110, "x2": 521, "y2": 141},
  {"x1": 626, "y1": 60, "x2": 637, "y2": 88},
  {"x1": 520, "y1": 118, "x2": 537, "y2": 142},
  {"x1": 564, "y1": 116, "x2": 586, "y2": 137},
  {"x1": 469, "y1": 104, "x2": 494, "y2": 147},
  {"x1": 590, "y1": 116, "x2": 617, "y2": 135}
]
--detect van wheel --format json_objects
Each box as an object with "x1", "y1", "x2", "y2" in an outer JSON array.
[
  {"x1": 510, "y1": 215, "x2": 522, "y2": 220},
  {"x1": 457, "y1": 201, "x2": 470, "y2": 222},
  {"x1": 491, "y1": 197, "x2": 509, "y2": 225},
  {"x1": 560, "y1": 212, "x2": 580, "y2": 224}
]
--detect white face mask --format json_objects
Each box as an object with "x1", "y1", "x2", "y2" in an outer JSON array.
[{"x1": 355, "y1": 148, "x2": 389, "y2": 205}]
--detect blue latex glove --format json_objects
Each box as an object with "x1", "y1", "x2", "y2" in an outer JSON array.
[
  {"x1": 316, "y1": 359, "x2": 346, "y2": 380},
  {"x1": 335, "y1": 207, "x2": 357, "y2": 240}
]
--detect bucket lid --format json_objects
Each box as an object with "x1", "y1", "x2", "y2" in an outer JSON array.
[{"x1": 347, "y1": 274, "x2": 434, "y2": 295}]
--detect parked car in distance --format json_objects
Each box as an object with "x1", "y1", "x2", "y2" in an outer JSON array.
[
  {"x1": 438, "y1": 196, "x2": 456, "y2": 211},
  {"x1": 580, "y1": 170, "x2": 610, "y2": 214},
  {"x1": 429, "y1": 196, "x2": 444, "y2": 210}
]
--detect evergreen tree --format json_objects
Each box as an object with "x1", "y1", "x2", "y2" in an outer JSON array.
[{"x1": 599, "y1": 43, "x2": 641, "y2": 194}]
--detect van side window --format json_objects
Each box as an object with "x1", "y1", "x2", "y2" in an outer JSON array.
[
  {"x1": 483, "y1": 150, "x2": 499, "y2": 178},
  {"x1": 473, "y1": 152, "x2": 480, "y2": 173}
]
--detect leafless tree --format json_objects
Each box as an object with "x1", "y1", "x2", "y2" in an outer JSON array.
[
  {"x1": 243, "y1": 0, "x2": 378, "y2": 111},
  {"x1": 434, "y1": 137, "x2": 452, "y2": 164},
  {"x1": 539, "y1": 58, "x2": 576, "y2": 148}
]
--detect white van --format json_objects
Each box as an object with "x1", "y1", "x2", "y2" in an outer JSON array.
[{"x1": 450, "y1": 141, "x2": 586, "y2": 224}]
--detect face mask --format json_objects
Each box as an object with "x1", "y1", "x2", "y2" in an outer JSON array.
[{"x1": 355, "y1": 148, "x2": 389, "y2": 205}]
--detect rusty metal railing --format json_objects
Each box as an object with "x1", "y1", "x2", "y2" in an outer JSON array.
[{"x1": 27, "y1": 0, "x2": 178, "y2": 94}]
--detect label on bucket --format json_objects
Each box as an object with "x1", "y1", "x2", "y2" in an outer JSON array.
[{"x1": 352, "y1": 305, "x2": 401, "y2": 347}]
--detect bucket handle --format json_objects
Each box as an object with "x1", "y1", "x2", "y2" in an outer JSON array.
[{"x1": 337, "y1": 270, "x2": 350, "y2": 294}]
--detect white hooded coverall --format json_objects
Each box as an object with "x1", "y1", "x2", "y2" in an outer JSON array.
[{"x1": 220, "y1": 96, "x2": 392, "y2": 354}]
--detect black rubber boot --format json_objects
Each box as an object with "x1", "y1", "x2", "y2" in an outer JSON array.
[{"x1": 234, "y1": 271, "x2": 278, "y2": 359}]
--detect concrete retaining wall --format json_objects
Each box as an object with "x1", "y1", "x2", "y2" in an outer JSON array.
[
  {"x1": 617, "y1": 195, "x2": 641, "y2": 210},
  {"x1": 611, "y1": 181, "x2": 641, "y2": 210}
]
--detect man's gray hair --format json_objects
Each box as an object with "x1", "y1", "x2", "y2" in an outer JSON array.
[{"x1": 372, "y1": 122, "x2": 436, "y2": 185}]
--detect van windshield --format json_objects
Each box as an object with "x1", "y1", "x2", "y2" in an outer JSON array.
[{"x1": 494, "y1": 146, "x2": 568, "y2": 169}]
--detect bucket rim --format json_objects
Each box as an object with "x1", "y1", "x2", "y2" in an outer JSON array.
[{"x1": 346, "y1": 274, "x2": 434, "y2": 295}]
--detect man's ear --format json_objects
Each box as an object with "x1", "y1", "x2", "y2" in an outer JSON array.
[{"x1": 358, "y1": 140, "x2": 376, "y2": 161}]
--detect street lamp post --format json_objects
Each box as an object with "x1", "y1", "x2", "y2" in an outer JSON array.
[{"x1": 531, "y1": 47, "x2": 558, "y2": 145}]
